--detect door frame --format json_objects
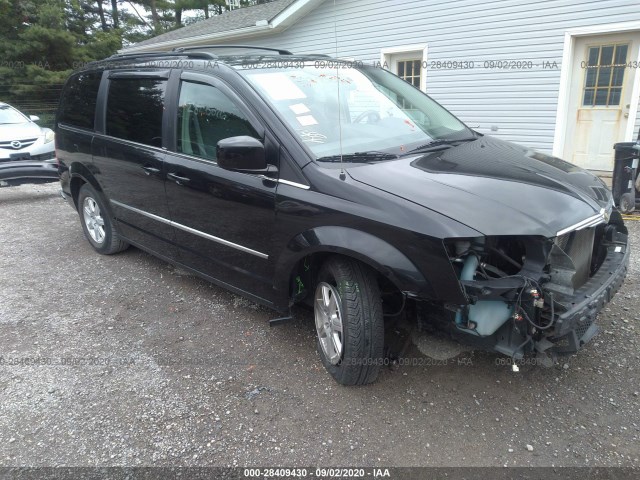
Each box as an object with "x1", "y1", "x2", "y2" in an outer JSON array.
[{"x1": 552, "y1": 21, "x2": 640, "y2": 159}]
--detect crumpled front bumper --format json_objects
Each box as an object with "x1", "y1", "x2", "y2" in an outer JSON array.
[
  {"x1": 0, "y1": 159, "x2": 59, "y2": 187},
  {"x1": 548, "y1": 237, "x2": 629, "y2": 353}
]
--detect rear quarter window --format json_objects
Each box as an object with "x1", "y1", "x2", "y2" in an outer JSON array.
[{"x1": 58, "y1": 72, "x2": 102, "y2": 130}]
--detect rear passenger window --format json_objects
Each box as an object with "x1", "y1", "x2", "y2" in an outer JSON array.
[
  {"x1": 177, "y1": 81, "x2": 258, "y2": 160},
  {"x1": 58, "y1": 72, "x2": 102, "y2": 130},
  {"x1": 106, "y1": 77, "x2": 166, "y2": 147}
]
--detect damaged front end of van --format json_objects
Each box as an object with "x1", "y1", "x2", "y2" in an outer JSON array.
[{"x1": 440, "y1": 209, "x2": 629, "y2": 363}]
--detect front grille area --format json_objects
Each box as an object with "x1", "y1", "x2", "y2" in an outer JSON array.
[
  {"x1": 0, "y1": 138, "x2": 38, "y2": 150},
  {"x1": 554, "y1": 227, "x2": 596, "y2": 288}
]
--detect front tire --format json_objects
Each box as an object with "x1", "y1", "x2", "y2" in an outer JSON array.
[
  {"x1": 314, "y1": 257, "x2": 384, "y2": 385},
  {"x1": 77, "y1": 184, "x2": 129, "y2": 255}
]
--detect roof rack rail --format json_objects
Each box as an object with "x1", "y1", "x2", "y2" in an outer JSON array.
[
  {"x1": 107, "y1": 51, "x2": 218, "y2": 61},
  {"x1": 173, "y1": 45, "x2": 293, "y2": 55}
]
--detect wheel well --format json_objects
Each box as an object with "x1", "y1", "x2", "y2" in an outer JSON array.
[
  {"x1": 70, "y1": 176, "x2": 86, "y2": 210},
  {"x1": 291, "y1": 252, "x2": 404, "y2": 313}
]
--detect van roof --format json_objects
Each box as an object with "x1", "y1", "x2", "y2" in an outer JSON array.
[{"x1": 80, "y1": 46, "x2": 334, "y2": 71}]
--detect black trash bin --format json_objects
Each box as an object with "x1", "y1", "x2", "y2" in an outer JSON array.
[{"x1": 612, "y1": 141, "x2": 640, "y2": 213}]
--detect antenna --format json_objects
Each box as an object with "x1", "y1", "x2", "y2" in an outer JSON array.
[{"x1": 332, "y1": 0, "x2": 346, "y2": 180}]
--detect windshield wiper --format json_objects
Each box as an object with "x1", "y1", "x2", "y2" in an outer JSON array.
[
  {"x1": 404, "y1": 137, "x2": 477, "y2": 155},
  {"x1": 316, "y1": 151, "x2": 399, "y2": 163}
]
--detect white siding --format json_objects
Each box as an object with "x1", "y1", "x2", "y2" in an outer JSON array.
[{"x1": 216, "y1": 0, "x2": 640, "y2": 153}]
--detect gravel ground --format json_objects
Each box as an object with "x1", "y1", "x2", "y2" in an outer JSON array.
[{"x1": 0, "y1": 182, "x2": 639, "y2": 468}]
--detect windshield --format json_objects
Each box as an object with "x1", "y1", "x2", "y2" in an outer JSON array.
[
  {"x1": 0, "y1": 105, "x2": 29, "y2": 125},
  {"x1": 238, "y1": 62, "x2": 473, "y2": 160}
]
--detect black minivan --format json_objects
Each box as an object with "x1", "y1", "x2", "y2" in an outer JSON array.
[{"x1": 57, "y1": 47, "x2": 629, "y2": 385}]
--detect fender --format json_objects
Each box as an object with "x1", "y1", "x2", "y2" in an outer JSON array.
[
  {"x1": 273, "y1": 226, "x2": 434, "y2": 309},
  {"x1": 69, "y1": 162, "x2": 102, "y2": 192}
]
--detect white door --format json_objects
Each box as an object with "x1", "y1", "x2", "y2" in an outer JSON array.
[{"x1": 563, "y1": 32, "x2": 640, "y2": 171}]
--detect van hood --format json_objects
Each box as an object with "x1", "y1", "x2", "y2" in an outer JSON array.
[{"x1": 347, "y1": 136, "x2": 612, "y2": 238}]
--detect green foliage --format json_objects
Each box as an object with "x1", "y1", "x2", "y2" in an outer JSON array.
[
  {"x1": 0, "y1": 0, "x2": 121, "y2": 120},
  {"x1": 0, "y1": 0, "x2": 255, "y2": 121}
]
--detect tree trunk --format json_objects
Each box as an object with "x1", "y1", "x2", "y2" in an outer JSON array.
[
  {"x1": 110, "y1": 0, "x2": 119, "y2": 28},
  {"x1": 204, "y1": 4, "x2": 209, "y2": 19},
  {"x1": 149, "y1": 0, "x2": 160, "y2": 32},
  {"x1": 175, "y1": 7, "x2": 182, "y2": 27},
  {"x1": 96, "y1": 0, "x2": 108, "y2": 31}
]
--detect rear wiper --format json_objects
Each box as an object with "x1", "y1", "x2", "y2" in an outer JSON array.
[
  {"x1": 404, "y1": 137, "x2": 477, "y2": 155},
  {"x1": 316, "y1": 151, "x2": 399, "y2": 163}
]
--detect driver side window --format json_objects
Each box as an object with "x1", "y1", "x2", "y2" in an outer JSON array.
[{"x1": 177, "y1": 81, "x2": 258, "y2": 161}]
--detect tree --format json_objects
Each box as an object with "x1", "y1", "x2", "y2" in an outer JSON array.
[
  {"x1": 111, "y1": 0, "x2": 119, "y2": 28},
  {"x1": 0, "y1": 0, "x2": 123, "y2": 125},
  {"x1": 115, "y1": 1, "x2": 252, "y2": 38},
  {"x1": 96, "y1": 0, "x2": 108, "y2": 31},
  {"x1": 0, "y1": 0, "x2": 267, "y2": 126}
]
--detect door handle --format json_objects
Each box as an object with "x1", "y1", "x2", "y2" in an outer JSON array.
[
  {"x1": 167, "y1": 172, "x2": 191, "y2": 185},
  {"x1": 142, "y1": 166, "x2": 161, "y2": 176}
]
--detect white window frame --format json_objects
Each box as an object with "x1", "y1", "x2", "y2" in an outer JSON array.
[{"x1": 380, "y1": 44, "x2": 429, "y2": 92}]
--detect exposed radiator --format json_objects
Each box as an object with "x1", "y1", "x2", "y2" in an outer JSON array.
[{"x1": 555, "y1": 228, "x2": 595, "y2": 288}]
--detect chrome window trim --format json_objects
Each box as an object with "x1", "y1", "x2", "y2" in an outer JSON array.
[
  {"x1": 159, "y1": 152, "x2": 309, "y2": 189},
  {"x1": 91, "y1": 131, "x2": 167, "y2": 154},
  {"x1": 166, "y1": 150, "x2": 218, "y2": 165},
  {"x1": 111, "y1": 199, "x2": 269, "y2": 260},
  {"x1": 58, "y1": 123, "x2": 96, "y2": 135},
  {"x1": 258, "y1": 175, "x2": 310, "y2": 190}
]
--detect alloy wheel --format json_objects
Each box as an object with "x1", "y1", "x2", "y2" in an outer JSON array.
[
  {"x1": 314, "y1": 281, "x2": 344, "y2": 365},
  {"x1": 83, "y1": 196, "x2": 105, "y2": 244}
]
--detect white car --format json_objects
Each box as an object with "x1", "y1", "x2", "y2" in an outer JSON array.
[
  {"x1": 0, "y1": 102, "x2": 57, "y2": 186},
  {"x1": 0, "y1": 102, "x2": 55, "y2": 160}
]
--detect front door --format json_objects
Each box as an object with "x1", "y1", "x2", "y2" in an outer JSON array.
[
  {"x1": 564, "y1": 32, "x2": 640, "y2": 171},
  {"x1": 163, "y1": 73, "x2": 278, "y2": 302}
]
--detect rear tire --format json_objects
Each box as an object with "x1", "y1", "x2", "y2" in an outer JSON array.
[
  {"x1": 77, "y1": 184, "x2": 129, "y2": 255},
  {"x1": 314, "y1": 256, "x2": 384, "y2": 385}
]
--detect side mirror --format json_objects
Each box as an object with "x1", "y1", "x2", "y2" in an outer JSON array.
[
  {"x1": 29, "y1": 115, "x2": 40, "y2": 122},
  {"x1": 217, "y1": 136, "x2": 267, "y2": 172}
]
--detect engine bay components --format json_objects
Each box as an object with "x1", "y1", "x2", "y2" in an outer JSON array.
[{"x1": 439, "y1": 218, "x2": 628, "y2": 361}]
